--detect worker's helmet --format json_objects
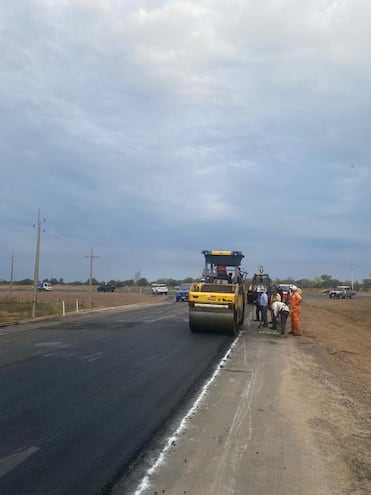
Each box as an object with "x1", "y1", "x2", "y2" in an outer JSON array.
[{"x1": 290, "y1": 285, "x2": 298, "y2": 291}]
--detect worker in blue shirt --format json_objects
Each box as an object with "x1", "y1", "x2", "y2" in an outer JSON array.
[{"x1": 258, "y1": 291, "x2": 268, "y2": 328}]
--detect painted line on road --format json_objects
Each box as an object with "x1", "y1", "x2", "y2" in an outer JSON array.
[
  {"x1": 81, "y1": 352, "x2": 104, "y2": 362},
  {"x1": 133, "y1": 331, "x2": 244, "y2": 495},
  {"x1": 142, "y1": 315, "x2": 177, "y2": 324},
  {"x1": 0, "y1": 446, "x2": 40, "y2": 479},
  {"x1": 114, "y1": 315, "x2": 176, "y2": 324}
]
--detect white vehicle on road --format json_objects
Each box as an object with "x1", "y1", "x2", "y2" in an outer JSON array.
[
  {"x1": 152, "y1": 284, "x2": 169, "y2": 295},
  {"x1": 329, "y1": 285, "x2": 356, "y2": 299}
]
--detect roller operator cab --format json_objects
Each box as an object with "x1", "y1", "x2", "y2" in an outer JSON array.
[{"x1": 188, "y1": 250, "x2": 247, "y2": 335}]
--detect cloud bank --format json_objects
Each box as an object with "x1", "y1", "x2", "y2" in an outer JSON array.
[{"x1": 1, "y1": 0, "x2": 370, "y2": 283}]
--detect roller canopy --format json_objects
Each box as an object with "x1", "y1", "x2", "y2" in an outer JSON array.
[{"x1": 201, "y1": 250, "x2": 244, "y2": 267}]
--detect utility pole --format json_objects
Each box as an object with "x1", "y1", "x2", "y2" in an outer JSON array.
[
  {"x1": 85, "y1": 248, "x2": 99, "y2": 303},
  {"x1": 32, "y1": 209, "x2": 45, "y2": 318},
  {"x1": 9, "y1": 251, "x2": 15, "y2": 297}
]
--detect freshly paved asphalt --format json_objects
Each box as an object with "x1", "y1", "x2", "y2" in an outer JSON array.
[{"x1": 0, "y1": 301, "x2": 233, "y2": 495}]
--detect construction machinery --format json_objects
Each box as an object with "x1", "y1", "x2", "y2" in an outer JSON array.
[
  {"x1": 246, "y1": 266, "x2": 271, "y2": 304},
  {"x1": 188, "y1": 250, "x2": 247, "y2": 335}
]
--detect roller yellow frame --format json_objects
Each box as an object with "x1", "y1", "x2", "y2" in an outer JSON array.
[{"x1": 188, "y1": 250, "x2": 247, "y2": 335}]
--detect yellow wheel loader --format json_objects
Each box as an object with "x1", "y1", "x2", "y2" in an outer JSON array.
[
  {"x1": 188, "y1": 250, "x2": 247, "y2": 335},
  {"x1": 246, "y1": 266, "x2": 271, "y2": 304}
]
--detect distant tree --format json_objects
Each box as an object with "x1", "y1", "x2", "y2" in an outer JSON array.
[
  {"x1": 137, "y1": 278, "x2": 149, "y2": 286},
  {"x1": 296, "y1": 278, "x2": 316, "y2": 288},
  {"x1": 15, "y1": 278, "x2": 33, "y2": 285},
  {"x1": 111, "y1": 279, "x2": 124, "y2": 288},
  {"x1": 319, "y1": 275, "x2": 332, "y2": 287}
]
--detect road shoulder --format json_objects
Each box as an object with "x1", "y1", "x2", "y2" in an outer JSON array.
[{"x1": 115, "y1": 319, "x2": 367, "y2": 495}]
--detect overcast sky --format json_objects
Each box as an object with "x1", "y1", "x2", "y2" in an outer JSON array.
[{"x1": 1, "y1": 0, "x2": 370, "y2": 284}]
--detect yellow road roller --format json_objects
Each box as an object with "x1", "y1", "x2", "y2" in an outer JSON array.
[{"x1": 188, "y1": 250, "x2": 247, "y2": 335}]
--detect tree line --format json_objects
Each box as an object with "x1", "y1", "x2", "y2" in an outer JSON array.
[{"x1": 2, "y1": 274, "x2": 371, "y2": 290}]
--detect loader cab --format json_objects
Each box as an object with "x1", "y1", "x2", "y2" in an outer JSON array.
[{"x1": 246, "y1": 267, "x2": 271, "y2": 304}]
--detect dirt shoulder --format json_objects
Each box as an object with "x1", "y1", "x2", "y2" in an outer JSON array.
[{"x1": 296, "y1": 297, "x2": 371, "y2": 492}]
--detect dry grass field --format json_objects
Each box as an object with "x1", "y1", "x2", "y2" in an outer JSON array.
[{"x1": 0, "y1": 285, "x2": 170, "y2": 324}]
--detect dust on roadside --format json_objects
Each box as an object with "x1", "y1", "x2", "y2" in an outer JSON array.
[{"x1": 288, "y1": 297, "x2": 371, "y2": 493}]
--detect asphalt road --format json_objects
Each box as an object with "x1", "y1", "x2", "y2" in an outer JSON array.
[{"x1": 0, "y1": 301, "x2": 233, "y2": 495}]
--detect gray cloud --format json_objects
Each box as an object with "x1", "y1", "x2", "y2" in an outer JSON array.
[{"x1": 1, "y1": 0, "x2": 370, "y2": 283}]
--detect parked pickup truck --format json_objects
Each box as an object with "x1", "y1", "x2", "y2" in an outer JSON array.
[
  {"x1": 151, "y1": 283, "x2": 169, "y2": 295},
  {"x1": 329, "y1": 286, "x2": 356, "y2": 299}
]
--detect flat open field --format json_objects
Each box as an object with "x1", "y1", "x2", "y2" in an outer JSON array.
[{"x1": 0, "y1": 286, "x2": 171, "y2": 324}]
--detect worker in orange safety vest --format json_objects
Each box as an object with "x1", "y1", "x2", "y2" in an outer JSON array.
[{"x1": 289, "y1": 285, "x2": 302, "y2": 335}]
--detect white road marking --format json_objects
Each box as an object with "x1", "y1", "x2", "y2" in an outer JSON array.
[
  {"x1": 141, "y1": 315, "x2": 176, "y2": 324},
  {"x1": 81, "y1": 352, "x2": 104, "y2": 362},
  {"x1": 133, "y1": 332, "x2": 243, "y2": 495},
  {"x1": 34, "y1": 341, "x2": 69, "y2": 348},
  {"x1": 0, "y1": 446, "x2": 40, "y2": 478},
  {"x1": 115, "y1": 315, "x2": 177, "y2": 324}
]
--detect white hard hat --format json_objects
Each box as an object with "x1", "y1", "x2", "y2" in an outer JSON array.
[{"x1": 290, "y1": 285, "x2": 298, "y2": 291}]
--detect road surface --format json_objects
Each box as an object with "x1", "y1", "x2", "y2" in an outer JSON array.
[{"x1": 0, "y1": 301, "x2": 233, "y2": 495}]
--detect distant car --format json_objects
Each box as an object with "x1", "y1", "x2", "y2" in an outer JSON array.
[
  {"x1": 38, "y1": 282, "x2": 53, "y2": 291},
  {"x1": 151, "y1": 284, "x2": 169, "y2": 295},
  {"x1": 176, "y1": 283, "x2": 192, "y2": 302},
  {"x1": 329, "y1": 286, "x2": 356, "y2": 299},
  {"x1": 97, "y1": 284, "x2": 116, "y2": 292}
]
